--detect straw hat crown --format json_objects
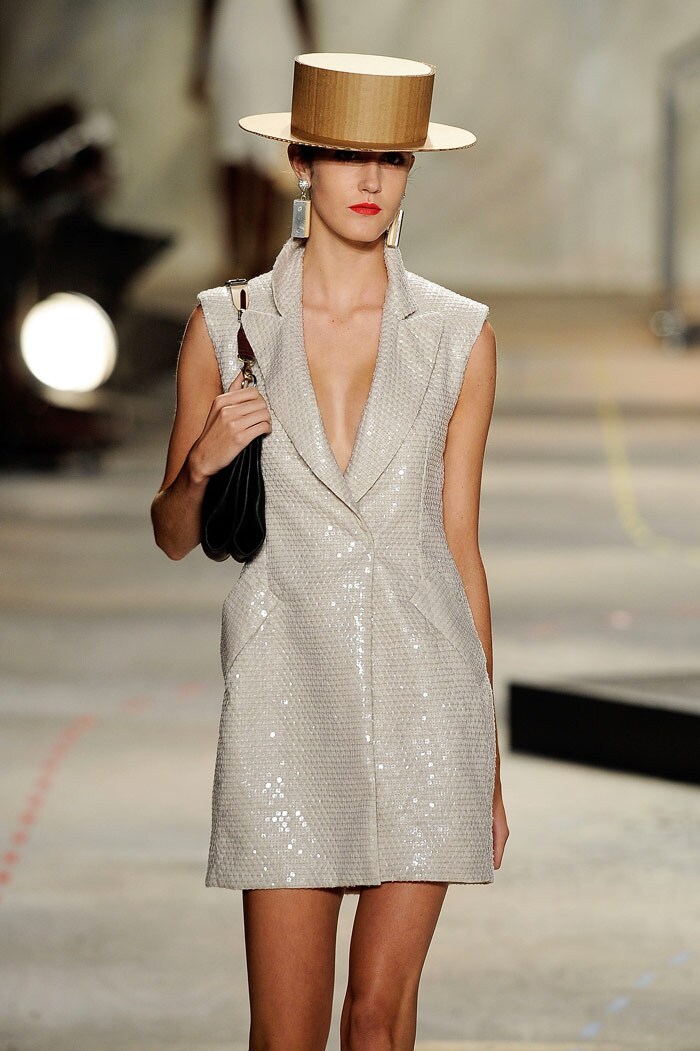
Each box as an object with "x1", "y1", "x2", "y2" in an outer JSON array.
[{"x1": 239, "y1": 53, "x2": 476, "y2": 153}]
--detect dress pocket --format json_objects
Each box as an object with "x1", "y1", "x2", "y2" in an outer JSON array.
[
  {"x1": 408, "y1": 564, "x2": 489, "y2": 683},
  {"x1": 220, "y1": 565, "x2": 280, "y2": 680}
]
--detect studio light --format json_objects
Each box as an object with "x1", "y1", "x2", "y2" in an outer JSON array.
[
  {"x1": 19, "y1": 292, "x2": 118, "y2": 394},
  {"x1": 0, "y1": 98, "x2": 172, "y2": 466}
]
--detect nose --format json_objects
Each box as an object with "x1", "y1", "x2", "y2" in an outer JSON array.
[{"x1": 359, "y1": 160, "x2": 382, "y2": 194}]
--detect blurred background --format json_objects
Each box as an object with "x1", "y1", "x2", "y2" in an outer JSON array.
[{"x1": 1, "y1": 2, "x2": 699, "y2": 1050}]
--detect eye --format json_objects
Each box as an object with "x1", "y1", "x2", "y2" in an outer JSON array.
[
  {"x1": 381, "y1": 152, "x2": 407, "y2": 166},
  {"x1": 329, "y1": 149, "x2": 408, "y2": 165}
]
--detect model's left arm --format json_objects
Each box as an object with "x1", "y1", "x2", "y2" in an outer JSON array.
[{"x1": 442, "y1": 318, "x2": 509, "y2": 867}]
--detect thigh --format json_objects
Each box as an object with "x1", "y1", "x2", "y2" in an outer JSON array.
[
  {"x1": 346, "y1": 880, "x2": 448, "y2": 1008},
  {"x1": 242, "y1": 886, "x2": 344, "y2": 1050}
]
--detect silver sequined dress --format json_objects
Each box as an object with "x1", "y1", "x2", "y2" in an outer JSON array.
[{"x1": 197, "y1": 237, "x2": 496, "y2": 893}]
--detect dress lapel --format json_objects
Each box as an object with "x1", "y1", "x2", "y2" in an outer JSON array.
[
  {"x1": 344, "y1": 248, "x2": 443, "y2": 501},
  {"x1": 241, "y1": 242, "x2": 360, "y2": 515},
  {"x1": 242, "y1": 238, "x2": 443, "y2": 514}
]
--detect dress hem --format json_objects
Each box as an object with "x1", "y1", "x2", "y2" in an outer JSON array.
[{"x1": 205, "y1": 873, "x2": 495, "y2": 893}]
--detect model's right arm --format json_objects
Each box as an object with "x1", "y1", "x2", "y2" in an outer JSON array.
[{"x1": 150, "y1": 304, "x2": 271, "y2": 560}]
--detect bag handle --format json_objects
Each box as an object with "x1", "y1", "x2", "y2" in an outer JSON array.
[{"x1": 226, "y1": 278, "x2": 256, "y2": 388}]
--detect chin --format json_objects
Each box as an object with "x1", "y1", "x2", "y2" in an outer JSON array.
[
  {"x1": 314, "y1": 215, "x2": 385, "y2": 248},
  {"x1": 342, "y1": 222, "x2": 385, "y2": 247}
]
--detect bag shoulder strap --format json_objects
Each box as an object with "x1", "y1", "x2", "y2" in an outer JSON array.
[
  {"x1": 226, "y1": 277, "x2": 248, "y2": 317},
  {"x1": 226, "y1": 278, "x2": 256, "y2": 384}
]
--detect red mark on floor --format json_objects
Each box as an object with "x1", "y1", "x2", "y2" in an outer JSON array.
[
  {"x1": 176, "y1": 680, "x2": 206, "y2": 701},
  {"x1": 120, "y1": 695, "x2": 151, "y2": 713},
  {"x1": 0, "y1": 713, "x2": 96, "y2": 903},
  {"x1": 0, "y1": 682, "x2": 209, "y2": 904}
]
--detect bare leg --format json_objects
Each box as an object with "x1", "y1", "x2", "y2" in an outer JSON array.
[
  {"x1": 340, "y1": 881, "x2": 449, "y2": 1051},
  {"x1": 242, "y1": 885, "x2": 344, "y2": 1051}
]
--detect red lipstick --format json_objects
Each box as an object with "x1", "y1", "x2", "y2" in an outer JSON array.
[{"x1": 349, "y1": 203, "x2": 381, "y2": 215}]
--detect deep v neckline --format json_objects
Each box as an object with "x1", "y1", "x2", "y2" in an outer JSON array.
[
  {"x1": 299, "y1": 257, "x2": 391, "y2": 479},
  {"x1": 257, "y1": 236, "x2": 435, "y2": 509}
]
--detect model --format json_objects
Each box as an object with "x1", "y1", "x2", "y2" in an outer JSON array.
[{"x1": 152, "y1": 52, "x2": 509, "y2": 1051}]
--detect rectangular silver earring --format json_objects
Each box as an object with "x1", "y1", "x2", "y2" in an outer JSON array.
[
  {"x1": 385, "y1": 206, "x2": 404, "y2": 248},
  {"x1": 291, "y1": 178, "x2": 311, "y2": 238}
]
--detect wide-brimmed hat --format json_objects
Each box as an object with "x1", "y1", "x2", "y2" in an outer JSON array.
[{"x1": 238, "y1": 53, "x2": 476, "y2": 153}]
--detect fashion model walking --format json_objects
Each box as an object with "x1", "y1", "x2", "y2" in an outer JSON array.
[{"x1": 152, "y1": 53, "x2": 509, "y2": 1051}]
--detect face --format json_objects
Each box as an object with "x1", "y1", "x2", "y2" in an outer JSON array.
[{"x1": 289, "y1": 145, "x2": 415, "y2": 246}]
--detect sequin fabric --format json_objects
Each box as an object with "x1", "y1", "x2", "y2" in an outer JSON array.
[{"x1": 197, "y1": 237, "x2": 495, "y2": 894}]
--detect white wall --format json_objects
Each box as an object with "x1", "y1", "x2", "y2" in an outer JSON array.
[{"x1": 2, "y1": 0, "x2": 700, "y2": 307}]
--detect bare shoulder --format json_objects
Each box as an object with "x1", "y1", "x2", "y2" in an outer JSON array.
[
  {"x1": 156, "y1": 303, "x2": 221, "y2": 493},
  {"x1": 180, "y1": 302, "x2": 218, "y2": 361},
  {"x1": 475, "y1": 317, "x2": 496, "y2": 347},
  {"x1": 441, "y1": 315, "x2": 496, "y2": 559},
  {"x1": 445, "y1": 313, "x2": 496, "y2": 471},
  {"x1": 465, "y1": 319, "x2": 497, "y2": 383},
  {"x1": 452, "y1": 318, "x2": 496, "y2": 423},
  {"x1": 175, "y1": 303, "x2": 221, "y2": 394}
]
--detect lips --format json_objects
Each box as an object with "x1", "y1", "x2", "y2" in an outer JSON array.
[{"x1": 350, "y1": 203, "x2": 381, "y2": 215}]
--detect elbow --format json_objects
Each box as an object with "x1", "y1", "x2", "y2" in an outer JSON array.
[
  {"x1": 150, "y1": 503, "x2": 187, "y2": 561},
  {"x1": 153, "y1": 528, "x2": 189, "y2": 561},
  {"x1": 160, "y1": 541, "x2": 187, "y2": 561}
]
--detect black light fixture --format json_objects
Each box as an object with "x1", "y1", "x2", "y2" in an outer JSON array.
[{"x1": 0, "y1": 98, "x2": 173, "y2": 468}]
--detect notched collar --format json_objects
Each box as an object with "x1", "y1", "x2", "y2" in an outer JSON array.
[{"x1": 270, "y1": 236, "x2": 420, "y2": 322}]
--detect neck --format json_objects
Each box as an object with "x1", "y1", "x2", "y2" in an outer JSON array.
[{"x1": 300, "y1": 228, "x2": 388, "y2": 313}]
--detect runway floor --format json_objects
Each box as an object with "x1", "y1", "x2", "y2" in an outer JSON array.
[{"x1": 1, "y1": 293, "x2": 699, "y2": 1049}]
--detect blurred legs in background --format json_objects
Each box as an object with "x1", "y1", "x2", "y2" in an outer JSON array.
[
  {"x1": 192, "y1": 0, "x2": 316, "y2": 276},
  {"x1": 219, "y1": 160, "x2": 279, "y2": 277}
]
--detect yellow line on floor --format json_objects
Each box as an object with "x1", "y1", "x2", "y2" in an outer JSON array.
[{"x1": 590, "y1": 342, "x2": 700, "y2": 567}]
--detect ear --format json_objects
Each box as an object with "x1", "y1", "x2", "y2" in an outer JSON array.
[{"x1": 287, "y1": 143, "x2": 311, "y2": 184}]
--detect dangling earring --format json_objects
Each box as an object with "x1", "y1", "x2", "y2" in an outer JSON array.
[
  {"x1": 385, "y1": 193, "x2": 405, "y2": 248},
  {"x1": 291, "y1": 177, "x2": 311, "y2": 239}
]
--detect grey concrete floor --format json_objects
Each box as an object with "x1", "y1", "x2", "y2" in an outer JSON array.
[{"x1": 1, "y1": 296, "x2": 699, "y2": 1051}]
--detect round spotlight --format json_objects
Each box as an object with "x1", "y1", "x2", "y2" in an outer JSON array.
[{"x1": 20, "y1": 292, "x2": 118, "y2": 393}]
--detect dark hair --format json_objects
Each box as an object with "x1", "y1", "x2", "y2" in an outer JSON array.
[
  {"x1": 294, "y1": 143, "x2": 322, "y2": 168},
  {"x1": 290, "y1": 142, "x2": 415, "y2": 173}
]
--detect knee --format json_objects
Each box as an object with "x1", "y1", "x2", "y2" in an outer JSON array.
[{"x1": 345, "y1": 995, "x2": 396, "y2": 1050}]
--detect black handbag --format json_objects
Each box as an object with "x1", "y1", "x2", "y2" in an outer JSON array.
[{"x1": 200, "y1": 278, "x2": 266, "y2": 563}]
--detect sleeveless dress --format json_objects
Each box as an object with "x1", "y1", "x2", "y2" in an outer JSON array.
[{"x1": 197, "y1": 237, "x2": 496, "y2": 894}]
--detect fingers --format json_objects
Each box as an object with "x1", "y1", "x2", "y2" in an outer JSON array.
[
  {"x1": 223, "y1": 371, "x2": 269, "y2": 412},
  {"x1": 220, "y1": 372, "x2": 268, "y2": 415},
  {"x1": 218, "y1": 371, "x2": 271, "y2": 432}
]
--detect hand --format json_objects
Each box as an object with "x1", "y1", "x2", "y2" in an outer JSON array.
[
  {"x1": 187, "y1": 370, "x2": 272, "y2": 483},
  {"x1": 492, "y1": 784, "x2": 509, "y2": 869}
]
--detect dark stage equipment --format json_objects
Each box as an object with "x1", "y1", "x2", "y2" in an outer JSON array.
[
  {"x1": 509, "y1": 672, "x2": 700, "y2": 785},
  {"x1": 0, "y1": 99, "x2": 172, "y2": 469}
]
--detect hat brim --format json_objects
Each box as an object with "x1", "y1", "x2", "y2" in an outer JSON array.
[{"x1": 238, "y1": 113, "x2": 476, "y2": 152}]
